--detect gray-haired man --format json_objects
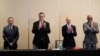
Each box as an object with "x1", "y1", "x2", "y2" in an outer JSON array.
[{"x1": 83, "y1": 15, "x2": 99, "y2": 50}]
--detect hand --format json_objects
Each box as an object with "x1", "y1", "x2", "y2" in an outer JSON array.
[
  {"x1": 92, "y1": 23, "x2": 96, "y2": 29},
  {"x1": 43, "y1": 22, "x2": 46, "y2": 28},
  {"x1": 38, "y1": 24, "x2": 42, "y2": 30},
  {"x1": 38, "y1": 22, "x2": 45, "y2": 30},
  {"x1": 38, "y1": 25, "x2": 44, "y2": 30},
  {"x1": 68, "y1": 28, "x2": 73, "y2": 33},
  {"x1": 9, "y1": 43, "x2": 13, "y2": 47}
]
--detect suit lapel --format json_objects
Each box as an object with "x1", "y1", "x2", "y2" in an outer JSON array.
[
  {"x1": 36, "y1": 21, "x2": 39, "y2": 28},
  {"x1": 71, "y1": 25, "x2": 73, "y2": 29},
  {"x1": 9, "y1": 25, "x2": 15, "y2": 31},
  {"x1": 66, "y1": 25, "x2": 68, "y2": 31},
  {"x1": 12, "y1": 25, "x2": 15, "y2": 30},
  {"x1": 7, "y1": 25, "x2": 10, "y2": 31},
  {"x1": 86, "y1": 22, "x2": 91, "y2": 29}
]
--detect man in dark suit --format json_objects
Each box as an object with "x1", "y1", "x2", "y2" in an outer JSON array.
[
  {"x1": 62, "y1": 17, "x2": 77, "y2": 50},
  {"x1": 3, "y1": 17, "x2": 19, "y2": 50},
  {"x1": 32, "y1": 12, "x2": 51, "y2": 49},
  {"x1": 83, "y1": 15, "x2": 99, "y2": 50}
]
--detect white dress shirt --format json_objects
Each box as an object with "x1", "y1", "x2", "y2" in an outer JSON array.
[{"x1": 67, "y1": 24, "x2": 74, "y2": 33}]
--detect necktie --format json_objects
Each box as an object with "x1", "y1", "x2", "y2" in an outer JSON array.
[
  {"x1": 68, "y1": 25, "x2": 71, "y2": 29},
  {"x1": 9, "y1": 25, "x2": 12, "y2": 30},
  {"x1": 41, "y1": 21, "x2": 44, "y2": 28},
  {"x1": 67, "y1": 24, "x2": 71, "y2": 33},
  {"x1": 39, "y1": 21, "x2": 44, "y2": 28},
  {"x1": 89, "y1": 23, "x2": 91, "y2": 28}
]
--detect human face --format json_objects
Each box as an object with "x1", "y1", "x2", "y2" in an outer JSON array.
[
  {"x1": 8, "y1": 17, "x2": 14, "y2": 25},
  {"x1": 39, "y1": 14, "x2": 45, "y2": 21},
  {"x1": 87, "y1": 15, "x2": 93, "y2": 23},
  {"x1": 66, "y1": 18, "x2": 71, "y2": 24}
]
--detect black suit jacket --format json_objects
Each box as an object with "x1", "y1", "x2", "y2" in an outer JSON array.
[
  {"x1": 32, "y1": 21, "x2": 51, "y2": 46},
  {"x1": 62, "y1": 24, "x2": 77, "y2": 48},
  {"x1": 3, "y1": 25, "x2": 19, "y2": 44}
]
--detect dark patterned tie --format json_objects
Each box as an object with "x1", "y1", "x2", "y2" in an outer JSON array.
[
  {"x1": 41, "y1": 21, "x2": 44, "y2": 28},
  {"x1": 9, "y1": 25, "x2": 12, "y2": 31},
  {"x1": 89, "y1": 23, "x2": 91, "y2": 28}
]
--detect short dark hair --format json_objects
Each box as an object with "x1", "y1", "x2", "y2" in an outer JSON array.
[
  {"x1": 8, "y1": 17, "x2": 13, "y2": 20},
  {"x1": 38, "y1": 12, "x2": 45, "y2": 16}
]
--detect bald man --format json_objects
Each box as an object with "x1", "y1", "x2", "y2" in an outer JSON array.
[
  {"x1": 83, "y1": 15, "x2": 99, "y2": 50},
  {"x1": 62, "y1": 17, "x2": 77, "y2": 50},
  {"x1": 3, "y1": 17, "x2": 19, "y2": 50}
]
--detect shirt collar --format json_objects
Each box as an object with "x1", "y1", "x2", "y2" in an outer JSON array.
[{"x1": 67, "y1": 23, "x2": 71, "y2": 26}]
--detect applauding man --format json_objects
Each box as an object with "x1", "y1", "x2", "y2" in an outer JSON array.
[
  {"x1": 32, "y1": 12, "x2": 51, "y2": 49},
  {"x1": 83, "y1": 15, "x2": 99, "y2": 50},
  {"x1": 62, "y1": 17, "x2": 77, "y2": 50}
]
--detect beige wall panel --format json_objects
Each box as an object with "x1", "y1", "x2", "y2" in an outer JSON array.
[{"x1": 0, "y1": 0, "x2": 28, "y2": 49}]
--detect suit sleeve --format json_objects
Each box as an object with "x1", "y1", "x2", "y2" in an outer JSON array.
[
  {"x1": 83, "y1": 23, "x2": 99, "y2": 34},
  {"x1": 83, "y1": 23, "x2": 91, "y2": 34},
  {"x1": 44, "y1": 23, "x2": 51, "y2": 33},
  {"x1": 12, "y1": 27, "x2": 19, "y2": 43},
  {"x1": 62, "y1": 26, "x2": 67, "y2": 37},
  {"x1": 91, "y1": 23, "x2": 99, "y2": 33},
  {"x1": 72, "y1": 26, "x2": 77, "y2": 36},
  {"x1": 3, "y1": 27, "x2": 10, "y2": 43},
  {"x1": 32, "y1": 23, "x2": 38, "y2": 33}
]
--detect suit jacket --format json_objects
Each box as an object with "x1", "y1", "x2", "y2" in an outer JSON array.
[
  {"x1": 32, "y1": 21, "x2": 51, "y2": 46},
  {"x1": 3, "y1": 25, "x2": 19, "y2": 44},
  {"x1": 62, "y1": 24, "x2": 77, "y2": 48},
  {"x1": 83, "y1": 22, "x2": 99, "y2": 44}
]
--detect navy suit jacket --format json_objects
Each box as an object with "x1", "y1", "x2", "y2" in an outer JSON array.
[
  {"x1": 62, "y1": 24, "x2": 77, "y2": 48},
  {"x1": 3, "y1": 25, "x2": 19, "y2": 43}
]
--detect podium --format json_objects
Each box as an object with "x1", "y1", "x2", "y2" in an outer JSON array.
[{"x1": 0, "y1": 49, "x2": 100, "y2": 56}]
